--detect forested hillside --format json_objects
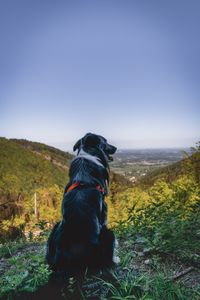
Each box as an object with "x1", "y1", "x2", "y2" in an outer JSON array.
[
  {"x1": 10, "y1": 138, "x2": 73, "y2": 168},
  {"x1": 0, "y1": 137, "x2": 71, "y2": 238}
]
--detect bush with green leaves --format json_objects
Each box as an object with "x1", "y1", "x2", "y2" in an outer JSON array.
[{"x1": 111, "y1": 153, "x2": 200, "y2": 264}]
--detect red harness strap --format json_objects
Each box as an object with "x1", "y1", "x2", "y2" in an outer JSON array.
[
  {"x1": 66, "y1": 182, "x2": 80, "y2": 193},
  {"x1": 96, "y1": 184, "x2": 105, "y2": 193},
  {"x1": 65, "y1": 182, "x2": 105, "y2": 194}
]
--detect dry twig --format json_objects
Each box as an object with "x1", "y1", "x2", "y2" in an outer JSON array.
[{"x1": 170, "y1": 267, "x2": 194, "y2": 281}]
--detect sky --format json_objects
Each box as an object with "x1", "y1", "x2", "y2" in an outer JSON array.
[{"x1": 0, "y1": 0, "x2": 199, "y2": 150}]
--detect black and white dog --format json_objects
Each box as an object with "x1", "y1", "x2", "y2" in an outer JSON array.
[{"x1": 46, "y1": 133, "x2": 117, "y2": 277}]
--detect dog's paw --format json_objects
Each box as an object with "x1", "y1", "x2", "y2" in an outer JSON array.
[{"x1": 113, "y1": 255, "x2": 120, "y2": 264}]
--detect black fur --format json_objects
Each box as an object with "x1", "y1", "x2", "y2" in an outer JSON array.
[{"x1": 46, "y1": 133, "x2": 117, "y2": 278}]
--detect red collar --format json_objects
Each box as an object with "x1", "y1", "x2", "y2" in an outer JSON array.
[{"x1": 65, "y1": 181, "x2": 105, "y2": 194}]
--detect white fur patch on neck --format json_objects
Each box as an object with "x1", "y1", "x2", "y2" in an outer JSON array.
[{"x1": 74, "y1": 149, "x2": 104, "y2": 168}]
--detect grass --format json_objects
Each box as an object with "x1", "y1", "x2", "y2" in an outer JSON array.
[
  {"x1": 0, "y1": 241, "x2": 51, "y2": 300},
  {"x1": 0, "y1": 223, "x2": 200, "y2": 300},
  {"x1": 0, "y1": 235, "x2": 200, "y2": 300},
  {"x1": 98, "y1": 270, "x2": 200, "y2": 300},
  {"x1": 70, "y1": 271, "x2": 200, "y2": 300},
  {"x1": 0, "y1": 240, "x2": 28, "y2": 259}
]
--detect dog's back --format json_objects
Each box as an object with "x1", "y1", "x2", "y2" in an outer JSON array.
[{"x1": 47, "y1": 187, "x2": 104, "y2": 275}]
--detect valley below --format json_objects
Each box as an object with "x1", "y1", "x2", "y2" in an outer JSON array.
[{"x1": 111, "y1": 148, "x2": 188, "y2": 181}]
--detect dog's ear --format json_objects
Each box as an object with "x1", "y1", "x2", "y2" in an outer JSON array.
[
  {"x1": 73, "y1": 139, "x2": 81, "y2": 152},
  {"x1": 84, "y1": 133, "x2": 100, "y2": 148}
]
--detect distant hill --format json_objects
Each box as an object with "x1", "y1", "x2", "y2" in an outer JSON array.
[
  {"x1": 0, "y1": 138, "x2": 72, "y2": 229},
  {"x1": 138, "y1": 147, "x2": 200, "y2": 188},
  {"x1": 0, "y1": 137, "x2": 72, "y2": 194},
  {"x1": 10, "y1": 138, "x2": 73, "y2": 169}
]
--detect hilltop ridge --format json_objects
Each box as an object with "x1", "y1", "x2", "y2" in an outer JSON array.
[{"x1": 10, "y1": 138, "x2": 73, "y2": 169}]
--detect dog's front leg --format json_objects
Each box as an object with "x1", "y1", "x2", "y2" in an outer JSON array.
[
  {"x1": 100, "y1": 200, "x2": 107, "y2": 226},
  {"x1": 99, "y1": 200, "x2": 120, "y2": 265},
  {"x1": 99, "y1": 226, "x2": 115, "y2": 266},
  {"x1": 46, "y1": 222, "x2": 60, "y2": 268}
]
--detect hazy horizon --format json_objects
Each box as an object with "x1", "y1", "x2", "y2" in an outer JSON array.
[
  {"x1": 51, "y1": 139, "x2": 194, "y2": 152},
  {"x1": 0, "y1": 1, "x2": 199, "y2": 148},
  {"x1": 0, "y1": 135, "x2": 194, "y2": 153}
]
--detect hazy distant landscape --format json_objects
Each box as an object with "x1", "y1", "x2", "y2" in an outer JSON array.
[{"x1": 111, "y1": 148, "x2": 190, "y2": 181}]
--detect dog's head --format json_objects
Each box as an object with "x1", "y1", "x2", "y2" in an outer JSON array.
[{"x1": 73, "y1": 133, "x2": 117, "y2": 163}]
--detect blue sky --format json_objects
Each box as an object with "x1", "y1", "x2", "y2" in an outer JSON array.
[{"x1": 0, "y1": 0, "x2": 199, "y2": 149}]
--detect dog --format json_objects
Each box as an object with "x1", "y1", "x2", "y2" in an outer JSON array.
[{"x1": 46, "y1": 133, "x2": 117, "y2": 278}]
